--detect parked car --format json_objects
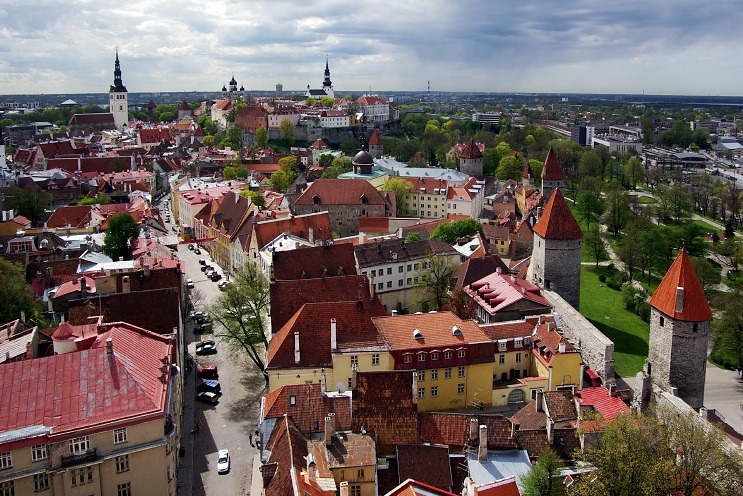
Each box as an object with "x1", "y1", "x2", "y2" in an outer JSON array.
[
  {"x1": 195, "y1": 313, "x2": 210, "y2": 324},
  {"x1": 194, "y1": 248, "x2": 201, "y2": 255},
  {"x1": 218, "y1": 281, "x2": 230, "y2": 291},
  {"x1": 197, "y1": 379, "x2": 221, "y2": 394},
  {"x1": 196, "y1": 391, "x2": 219, "y2": 404},
  {"x1": 201, "y1": 264, "x2": 209, "y2": 272},
  {"x1": 186, "y1": 278, "x2": 194, "y2": 289},
  {"x1": 194, "y1": 322, "x2": 211, "y2": 334},
  {"x1": 195, "y1": 340, "x2": 217, "y2": 355},
  {"x1": 583, "y1": 367, "x2": 602, "y2": 387},
  {"x1": 199, "y1": 259, "x2": 207, "y2": 266},
  {"x1": 188, "y1": 244, "x2": 194, "y2": 251},
  {"x1": 189, "y1": 311, "x2": 204, "y2": 320},
  {"x1": 217, "y1": 449, "x2": 230, "y2": 474},
  {"x1": 197, "y1": 364, "x2": 219, "y2": 379},
  {"x1": 210, "y1": 272, "x2": 222, "y2": 282}
]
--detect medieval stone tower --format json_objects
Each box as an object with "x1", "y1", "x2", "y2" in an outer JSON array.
[
  {"x1": 368, "y1": 128, "x2": 383, "y2": 159},
  {"x1": 108, "y1": 49, "x2": 129, "y2": 131},
  {"x1": 540, "y1": 148, "x2": 564, "y2": 201},
  {"x1": 527, "y1": 188, "x2": 583, "y2": 309},
  {"x1": 647, "y1": 249, "x2": 712, "y2": 409},
  {"x1": 458, "y1": 138, "x2": 484, "y2": 177}
]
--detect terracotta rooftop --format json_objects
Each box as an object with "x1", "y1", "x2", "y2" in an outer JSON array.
[
  {"x1": 368, "y1": 128, "x2": 382, "y2": 146},
  {"x1": 396, "y1": 444, "x2": 452, "y2": 492},
  {"x1": 541, "y1": 148, "x2": 564, "y2": 181},
  {"x1": 372, "y1": 311, "x2": 492, "y2": 351},
  {"x1": 386, "y1": 479, "x2": 459, "y2": 496},
  {"x1": 649, "y1": 249, "x2": 712, "y2": 322},
  {"x1": 465, "y1": 272, "x2": 552, "y2": 316},
  {"x1": 478, "y1": 320, "x2": 535, "y2": 341},
  {"x1": 532, "y1": 188, "x2": 582, "y2": 240},
  {"x1": 295, "y1": 178, "x2": 388, "y2": 207},
  {"x1": 45, "y1": 205, "x2": 93, "y2": 229},
  {"x1": 545, "y1": 391, "x2": 577, "y2": 420},
  {"x1": 254, "y1": 212, "x2": 332, "y2": 249},
  {"x1": 272, "y1": 243, "x2": 357, "y2": 280},
  {"x1": 574, "y1": 387, "x2": 630, "y2": 421},
  {"x1": 0, "y1": 322, "x2": 172, "y2": 442},
  {"x1": 262, "y1": 383, "x2": 351, "y2": 436},
  {"x1": 459, "y1": 138, "x2": 483, "y2": 159}
]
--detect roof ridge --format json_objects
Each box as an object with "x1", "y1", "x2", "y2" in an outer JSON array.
[
  {"x1": 532, "y1": 189, "x2": 582, "y2": 240},
  {"x1": 649, "y1": 249, "x2": 712, "y2": 321}
]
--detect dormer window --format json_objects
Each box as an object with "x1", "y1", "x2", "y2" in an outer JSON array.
[
  {"x1": 498, "y1": 340, "x2": 507, "y2": 352},
  {"x1": 514, "y1": 338, "x2": 523, "y2": 348},
  {"x1": 360, "y1": 194, "x2": 369, "y2": 205},
  {"x1": 313, "y1": 195, "x2": 321, "y2": 205}
]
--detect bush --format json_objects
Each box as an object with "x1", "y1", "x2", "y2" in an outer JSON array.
[
  {"x1": 636, "y1": 301, "x2": 651, "y2": 323},
  {"x1": 607, "y1": 277, "x2": 623, "y2": 291},
  {"x1": 599, "y1": 274, "x2": 607, "y2": 283}
]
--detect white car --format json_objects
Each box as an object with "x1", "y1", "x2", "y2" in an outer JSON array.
[
  {"x1": 217, "y1": 449, "x2": 230, "y2": 474},
  {"x1": 186, "y1": 278, "x2": 194, "y2": 289}
]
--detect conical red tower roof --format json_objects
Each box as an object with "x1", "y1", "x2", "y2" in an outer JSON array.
[
  {"x1": 460, "y1": 138, "x2": 483, "y2": 159},
  {"x1": 532, "y1": 188, "x2": 582, "y2": 240},
  {"x1": 541, "y1": 148, "x2": 564, "y2": 180},
  {"x1": 368, "y1": 128, "x2": 382, "y2": 146},
  {"x1": 522, "y1": 162, "x2": 534, "y2": 179},
  {"x1": 649, "y1": 249, "x2": 712, "y2": 322}
]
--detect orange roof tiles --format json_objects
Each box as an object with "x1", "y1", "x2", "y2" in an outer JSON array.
[
  {"x1": 575, "y1": 387, "x2": 630, "y2": 421},
  {"x1": 532, "y1": 189, "x2": 582, "y2": 240},
  {"x1": 295, "y1": 178, "x2": 387, "y2": 206},
  {"x1": 649, "y1": 249, "x2": 712, "y2": 321},
  {"x1": 372, "y1": 312, "x2": 491, "y2": 351},
  {"x1": 541, "y1": 148, "x2": 564, "y2": 181},
  {"x1": 254, "y1": 212, "x2": 332, "y2": 249},
  {"x1": 262, "y1": 383, "x2": 351, "y2": 436},
  {"x1": 459, "y1": 138, "x2": 483, "y2": 159},
  {"x1": 368, "y1": 128, "x2": 382, "y2": 146}
]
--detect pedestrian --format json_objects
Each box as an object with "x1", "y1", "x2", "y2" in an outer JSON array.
[{"x1": 249, "y1": 433, "x2": 253, "y2": 446}]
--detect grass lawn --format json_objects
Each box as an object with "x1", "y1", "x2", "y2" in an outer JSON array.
[
  {"x1": 580, "y1": 266, "x2": 650, "y2": 377},
  {"x1": 634, "y1": 195, "x2": 657, "y2": 204}
]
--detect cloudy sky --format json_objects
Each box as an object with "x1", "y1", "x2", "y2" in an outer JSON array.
[{"x1": 1, "y1": 0, "x2": 741, "y2": 96}]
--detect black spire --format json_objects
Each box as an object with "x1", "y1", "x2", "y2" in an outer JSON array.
[
  {"x1": 323, "y1": 59, "x2": 332, "y2": 88},
  {"x1": 110, "y1": 49, "x2": 128, "y2": 93}
]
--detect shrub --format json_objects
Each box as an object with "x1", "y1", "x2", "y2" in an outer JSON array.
[
  {"x1": 607, "y1": 277, "x2": 623, "y2": 291},
  {"x1": 599, "y1": 274, "x2": 607, "y2": 283},
  {"x1": 636, "y1": 301, "x2": 651, "y2": 323}
]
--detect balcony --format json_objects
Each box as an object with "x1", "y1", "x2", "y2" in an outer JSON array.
[{"x1": 60, "y1": 448, "x2": 98, "y2": 468}]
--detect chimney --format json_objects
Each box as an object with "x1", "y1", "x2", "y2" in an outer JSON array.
[
  {"x1": 80, "y1": 277, "x2": 87, "y2": 298},
  {"x1": 558, "y1": 341, "x2": 566, "y2": 353},
  {"x1": 330, "y1": 319, "x2": 337, "y2": 349},
  {"x1": 609, "y1": 382, "x2": 617, "y2": 397},
  {"x1": 306, "y1": 453, "x2": 317, "y2": 482},
  {"x1": 309, "y1": 227, "x2": 314, "y2": 244},
  {"x1": 469, "y1": 418, "x2": 479, "y2": 442},
  {"x1": 294, "y1": 332, "x2": 300, "y2": 364},
  {"x1": 510, "y1": 421, "x2": 520, "y2": 438},
  {"x1": 324, "y1": 416, "x2": 333, "y2": 446},
  {"x1": 20, "y1": 310, "x2": 25, "y2": 324},
  {"x1": 105, "y1": 338, "x2": 113, "y2": 355},
  {"x1": 535, "y1": 389, "x2": 544, "y2": 412},
  {"x1": 25, "y1": 342, "x2": 34, "y2": 360},
  {"x1": 391, "y1": 309, "x2": 398, "y2": 317},
  {"x1": 675, "y1": 286, "x2": 684, "y2": 313},
  {"x1": 320, "y1": 368, "x2": 327, "y2": 394},
  {"x1": 478, "y1": 425, "x2": 488, "y2": 462},
  {"x1": 144, "y1": 264, "x2": 150, "y2": 277},
  {"x1": 328, "y1": 412, "x2": 336, "y2": 432},
  {"x1": 339, "y1": 481, "x2": 350, "y2": 496}
]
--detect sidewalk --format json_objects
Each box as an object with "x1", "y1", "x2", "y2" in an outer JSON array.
[{"x1": 177, "y1": 354, "x2": 196, "y2": 496}]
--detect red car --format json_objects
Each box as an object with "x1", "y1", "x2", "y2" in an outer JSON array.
[{"x1": 197, "y1": 365, "x2": 219, "y2": 379}]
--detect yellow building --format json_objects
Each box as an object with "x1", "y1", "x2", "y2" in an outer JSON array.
[
  {"x1": 0, "y1": 322, "x2": 180, "y2": 496},
  {"x1": 399, "y1": 177, "x2": 449, "y2": 218},
  {"x1": 530, "y1": 320, "x2": 583, "y2": 391},
  {"x1": 372, "y1": 312, "x2": 496, "y2": 412}
]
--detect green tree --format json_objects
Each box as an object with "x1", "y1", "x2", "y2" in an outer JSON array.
[
  {"x1": 519, "y1": 448, "x2": 564, "y2": 496},
  {"x1": 9, "y1": 188, "x2": 52, "y2": 227},
  {"x1": 0, "y1": 259, "x2": 42, "y2": 325},
  {"x1": 318, "y1": 153, "x2": 335, "y2": 168},
  {"x1": 603, "y1": 186, "x2": 632, "y2": 237},
  {"x1": 624, "y1": 156, "x2": 644, "y2": 189},
  {"x1": 239, "y1": 189, "x2": 265, "y2": 208},
  {"x1": 234, "y1": 166, "x2": 249, "y2": 179},
  {"x1": 496, "y1": 155, "x2": 522, "y2": 181},
  {"x1": 430, "y1": 218, "x2": 482, "y2": 244},
  {"x1": 690, "y1": 257, "x2": 721, "y2": 299},
  {"x1": 201, "y1": 135, "x2": 217, "y2": 148},
  {"x1": 278, "y1": 155, "x2": 298, "y2": 172},
  {"x1": 321, "y1": 157, "x2": 353, "y2": 179},
  {"x1": 102, "y1": 213, "x2": 140, "y2": 261},
  {"x1": 320, "y1": 96, "x2": 335, "y2": 108},
  {"x1": 714, "y1": 293, "x2": 743, "y2": 368},
  {"x1": 279, "y1": 118, "x2": 295, "y2": 144},
  {"x1": 414, "y1": 254, "x2": 457, "y2": 311},
  {"x1": 381, "y1": 178, "x2": 413, "y2": 214},
  {"x1": 206, "y1": 262, "x2": 271, "y2": 384},
  {"x1": 585, "y1": 224, "x2": 607, "y2": 268},
  {"x1": 404, "y1": 231, "x2": 422, "y2": 243},
  {"x1": 270, "y1": 169, "x2": 292, "y2": 193},
  {"x1": 255, "y1": 126, "x2": 268, "y2": 148},
  {"x1": 617, "y1": 228, "x2": 642, "y2": 281},
  {"x1": 223, "y1": 166, "x2": 237, "y2": 180},
  {"x1": 576, "y1": 188, "x2": 604, "y2": 229}
]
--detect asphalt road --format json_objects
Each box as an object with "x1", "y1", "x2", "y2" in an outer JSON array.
[
  {"x1": 703, "y1": 361, "x2": 743, "y2": 435},
  {"x1": 164, "y1": 206, "x2": 264, "y2": 496}
]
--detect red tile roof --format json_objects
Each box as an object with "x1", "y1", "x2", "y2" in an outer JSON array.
[
  {"x1": 295, "y1": 179, "x2": 387, "y2": 206},
  {"x1": 138, "y1": 128, "x2": 173, "y2": 144},
  {"x1": 0, "y1": 322, "x2": 172, "y2": 442},
  {"x1": 465, "y1": 272, "x2": 552, "y2": 316},
  {"x1": 475, "y1": 477, "x2": 521, "y2": 496},
  {"x1": 385, "y1": 479, "x2": 459, "y2": 496},
  {"x1": 649, "y1": 249, "x2": 712, "y2": 321},
  {"x1": 396, "y1": 444, "x2": 452, "y2": 492},
  {"x1": 372, "y1": 312, "x2": 492, "y2": 351},
  {"x1": 574, "y1": 387, "x2": 630, "y2": 421},
  {"x1": 254, "y1": 212, "x2": 332, "y2": 249},
  {"x1": 459, "y1": 138, "x2": 483, "y2": 159},
  {"x1": 368, "y1": 128, "x2": 382, "y2": 146},
  {"x1": 532, "y1": 189, "x2": 582, "y2": 240},
  {"x1": 45, "y1": 205, "x2": 93, "y2": 229},
  {"x1": 541, "y1": 148, "x2": 564, "y2": 181},
  {"x1": 478, "y1": 320, "x2": 535, "y2": 341},
  {"x1": 418, "y1": 413, "x2": 519, "y2": 450},
  {"x1": 262, "y1": 383, "x2": 351, "y2": 436},
  {"x1": 272, "y1": 243, "x2": 357, "y2": 280}
]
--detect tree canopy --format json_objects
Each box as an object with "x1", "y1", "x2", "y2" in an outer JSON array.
[
  {"x1": 430, "y1": 218, "x2": 482, "y2": 244},
  {"x1": 239, "y1": 189, "x2": 265, "y2": 208},
  {"x1": 0, "y1": 259, "x2": 42, "y2": 325},
  {"x1": 102, "y1": 213, "x2": 140, "y2": 261}
]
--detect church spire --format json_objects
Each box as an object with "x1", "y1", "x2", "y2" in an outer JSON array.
[
  {"x1": 110, "y1": 49, "x2": 128, "y2": 93},
  {"x1": 323, "y1": 58, "x2": 332, "y2": 88}
]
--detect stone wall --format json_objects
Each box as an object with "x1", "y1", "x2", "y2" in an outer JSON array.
[{"x1": 545, "y1": 289, "x2": 615, "y2": 381}]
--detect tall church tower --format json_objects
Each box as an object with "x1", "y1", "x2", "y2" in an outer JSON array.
[
  {"x1": 647, "y1": 249, "x2": 712, "y2": 409},
  {"x1": 540, "y1": 148, "x2": 564, "y2": 201},
  {"x1": 527, "y1": 188, "x2": 583, "y2": 309},
  {"x1": 322, "y1": 59, "x2": 334, "y2": 99},
  {"x1": 108, "y1": 50, "x2": 129, "y2": 131}
]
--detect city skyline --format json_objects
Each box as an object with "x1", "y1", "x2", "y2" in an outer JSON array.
[{"x1": 1, "y1": 0, "x2": 742, "y2": 96}]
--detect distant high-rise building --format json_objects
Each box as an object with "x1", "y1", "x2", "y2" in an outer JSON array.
[
  {"x1": 108, "y1": 49, "x2": 129, "y2": 131},
  {"x1": 276, "y1": 83, "x2": 283, "y2": 99}
]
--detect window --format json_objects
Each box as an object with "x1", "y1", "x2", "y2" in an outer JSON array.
[
  {"x1": 431, "y1": 352, "x2": 439, "y2": 360},
  {"x1": 114, "y1": 427, "x2": 128, "y2": 444},
  {"x1": 116, "y1": 455, "x2": 130, "y2": 473},
  {"x1": 418, "y1": 353, "x2": 426, "y2": 362},
  {"x1": 431, "y1": 369, "x2": 438, "y2": 380},
  {"x1": 414, "y1": 263, "x2": 420, "y2": 270},
  {"x1": 117, "y1": 482, "x2": 132, "y2": 496},
  {"x1": 399, "y1": 266, "x2": 404, "y2": 273},
  {"x1": 32, "y1": 444, "x2": 47, "y2": 462},
  {"x1": 499, "y1": 354, "x2": 505, "y2": 364},
  {"x1": 387, "y1": 268, "x2": 392, "y2": 275},
  {"x1": 407, "y1": 264, "x2": 412, "y2": 271},
  {"x1": 69, "y1": 436, "x2": 90, "y2": 455},
  {"x1": 371, "y1": 270, "x2": 376, "y2": 277},
  {"x1": 458, "y1": 349, "x2": 466, "y2": 358},
  {"x1": 0, "y1": 452, "x2": 11, "y2": 470},
  {"x1": 458, "y1": 366, "x2": 465, "y2": 378},
  {"x1": 407, "y1": 277, "x2": 412, "y2": 285},
  {"x1": 444, "y1": 351, "x2": 452, "y2": 359},
  {"x1": 351, "y1": 485, "x2": 361, "y2": 496},
  {"x1": 398, "y1": 279, "x2": 403, "y2": 287},
  {"x1": 372, "y1": 354, "x2": 380, "y2": 366},
  {"x1": 377, "y1": 282, "x2": 383, "y2": 290},
  {"x1": 693, "y1": 323, "x2": 698, "y2": 332},
  {"x1": 290, "y1": 395, "x2": 296, "y2": 406},
  {"x1": 659, "y1": 316, "x2": 665, "y2": 327},
  {"x1": 514, "y1": 337, "x2": 523, "y2": 348},
  {"x1": 0, "y1": 481, "x2": 14, "y2": 496},
  {"x1": 418, "y1": 370, "x2": 425, "y2": 381},
  {"x1": 348, "y1": 377, "x2": 352, "y2": 389},
  {"x1": 33, "y1": 473, "x2": 49, "y2": 492},
  {"x1": 431, "y1": 386, "x2": 438, "y2": 397},
  {"x1": 404, "y1": 355, "x2": 412, "y2": 363},
  {"x1": 351, "y1": 355, "x2": 359, "y2": 369},
  {"x1": 445, "y1": 368, "x2": 452, "y2": 379},
  {"x1": 71, "y1": 466, "x2": 93, "y2": 487},
  {"x1": 498, "y1": 340, "x2": 507, "y2": 352},
  {"x1": 457, "y1": 383, "x2": 465, "y2": 395},
  {"x1": 418, "y1": 387, "x2": 425, "y2": 399},
  {"x1": 516, "y1": 352, "x2": 522, "y2": 363},
  {"x1": 387, "y1": 281, "x2": 392, "y2": 288},
  {"x1": 357, "y1": 468, "x2": 365, "y2": 478}
]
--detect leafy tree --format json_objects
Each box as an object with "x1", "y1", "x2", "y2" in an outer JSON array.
[
  {"x1": 624, "y1": 156, "x2": 644, "y2": 189},
  {"x1": 8, "y1": 187, "x2": 51, "y2": 227},
  {"x1": 603, "y1": 186, "x2": 631, "y2": 237},
  {"x1": 430, "y1": 218, "x2": 482, "y2": 244},
  {"x1": 235, "y1": 166, "x2": 249, "y2": 179},
  {"x1": 320, "y1": 96, "x2": 335, "y2": 108},
  {"x1": 404, "y1": 231, "x2": 422, "y2": 243},
  {"x1": 206, "y1": 262, "x2": 271, "y2": 384},
  {"x1": 690, "y1": 257, "x2": 721, "y2": 298},
  {"x1": 278, "y1": 155, "x2": 298, "y2": 172},
  {"x1": 0, "y1": 259, "x2": 42, "y2": 325},
  {"x1": 414, "y1": 254, "x2": 457, "y2": 311},
  {"x1": 380, "y1": 178, "x2": 413, "y2": 214},
  {"x1": 495, "y1": 154, "x2": 521, "y2": 181},
  {"x1": 198, "y1": 115, "x2": 218, "y2": 135},
  {"x1": 223, "y1": 166, "x2": 237, "y2": 179},
  {"x1": 585, "y1": 224, "x2": 607, "y2": 268},
  {"x1": 617, "y1": 228, "x2": 642, "y2": 281},
  {"x1": 519, "y1": 448, "x2": 564, "y2": 496},
  {"x1": 102, "y1": 212, "x2": 140, "y2": 261},
  {"x1": 714, "y1": 293, "x2": 743, "y2": 368},
  {"x1": 443, "y1": 288, "x2": 477, "y2": 321},
  {"x1": 270, "y1": 169, "x2": 293, "y2": 193},
  {"x1": 255, "y1": 126, "x2": 268, "y2": 148},
  {"x1": 576, "y1": 188, "x2": 604, "y2": 229},
  {"x1": 201, "y1": 135, "x2": 217, "y2": 147},
  {"x1": 239, "y1": 189, "x2": 265, "y2": 208},
  {"x1": 571, "y1": 413, "x2": 674, "y2": 496},
  {"x1": 321, "y1": 157, "x2": 353, "y2": 179},
  {"x1": 658, "y1": 183, "x2": 692, "y2": 224},
  {"x1": 579, "y1": 150, "x2": 603, "y2": 179},
  {"x1": 318, "y1": 153, "x2": 335, "y2": 168},
  {"x1": 78, "y1": 192, "x2": 110, "y2": 206},
  {"x1": 279, "y1": 118, "x2": 295, "y2": 144}
]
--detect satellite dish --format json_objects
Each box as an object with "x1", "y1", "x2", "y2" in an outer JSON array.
[{"x1": 335, "y1": 382, "x2": 346, "y2": 393}]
